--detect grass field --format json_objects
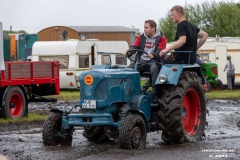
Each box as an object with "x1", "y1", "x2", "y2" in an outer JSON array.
[
  {"x1": 47, "y1": 88, "x2": 240, "y2": 101},
  {"x1": 46, "y1": 90, "x2": 80, "y2": 100},
  {"x1": 0, "y1": 113, "x2": 48, "y2": 124},
  {"x1": 1, "y1": 89, "x2": 239, "y2": 123},
  {"x1": 206, "y1": 89, "x2": 240, "y2": 100}
]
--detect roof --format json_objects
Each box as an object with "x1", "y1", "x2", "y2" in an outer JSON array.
[{"x1": 68, "y1": 26, "x2": 134, "y2": 33}]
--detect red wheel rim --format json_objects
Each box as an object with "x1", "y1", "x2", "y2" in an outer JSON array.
[
  {"x1": 204, "y1": 83, "x2": 209, "y2": 92},
  {"x1": 131, "y1": 126, "x2": 141, "y2": 148},
  {"x1": 9, "y1": 92, "x2": 23, "y2": 117},
  {"x1": 182, "y1": 89, "x2": 200, "y2": 136}
]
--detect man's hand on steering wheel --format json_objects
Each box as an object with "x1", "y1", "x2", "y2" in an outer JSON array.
[
  {"x1": 126, "y1": 49, "x2": 149, "y2": 62},
  {"x1": 125, "y1": 50, "x2": 130, "y2": 57},
  {"x1": 147, "y1": 53, "x2": 154, "y2": 59}
]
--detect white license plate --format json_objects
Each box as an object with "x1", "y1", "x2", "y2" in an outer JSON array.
[{"x1": 82, "y1": 100, "x2": 96, "y2": 109}]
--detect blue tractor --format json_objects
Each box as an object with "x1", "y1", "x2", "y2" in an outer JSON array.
[{"x1": 42, "y1": 50, "x2": 206, "y2": 149}]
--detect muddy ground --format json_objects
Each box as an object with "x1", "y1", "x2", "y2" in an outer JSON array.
[{"x1": 0, "y1": 100, "x2": 240, "y2": 160}]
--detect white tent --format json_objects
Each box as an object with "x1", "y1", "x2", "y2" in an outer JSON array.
[{"x1": 0, "y1": 22, "x2": 5, "y2": 70}]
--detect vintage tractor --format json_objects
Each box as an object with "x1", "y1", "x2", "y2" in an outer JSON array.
[
  {"x1": 42, "y1": 50, "x2": 206, "y2": 149},
  {"x1": 200, "y1": 62, "x2": 223, "y2": 92}
]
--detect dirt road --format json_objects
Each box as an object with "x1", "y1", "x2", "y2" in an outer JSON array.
[{"x1": 0, "y1": 100, "x2": 239, "y2": 160}]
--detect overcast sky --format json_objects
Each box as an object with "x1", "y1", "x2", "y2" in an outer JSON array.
[{"x1": 0, "y1": 0, "x2": 239, "y2": 33}]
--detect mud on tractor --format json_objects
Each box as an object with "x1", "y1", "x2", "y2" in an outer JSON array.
[{"x1": 42, "y1": 50, "x2": 207, "y2": 149}]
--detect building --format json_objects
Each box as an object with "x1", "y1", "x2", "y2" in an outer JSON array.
[{"x1": 38, "y1": 26, "x2": 135, "y2": 45}]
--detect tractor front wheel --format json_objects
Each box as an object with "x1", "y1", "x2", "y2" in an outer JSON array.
[
  {"x1": 158, "y1": 71, "x2": 206, "y2": 144},
  {"x1": 118, "y1": 114, "x2": 147, "y2": 149},
  {"x1": 42, "y1": 113, "x2": 73, "y2": 146}
]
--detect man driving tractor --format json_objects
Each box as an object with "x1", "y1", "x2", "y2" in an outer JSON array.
[{"x1": 125, "y1": 20, "x2": 167, "y2": 103}]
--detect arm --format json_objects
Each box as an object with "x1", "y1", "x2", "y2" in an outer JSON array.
[
  {"x1": 159, "y1": 36, "x2": 186, "y2": 56},
  {"x1": 197, "y1": 30, "x2": 208, "y2": 50},
  {"x1": 224, "y1": 63, "x2": 227, "y2": 72},
  {"x1": 152, "y1": 36, "x2": 167, "y2": 59},
  {"x1": 125, "y1": 35, "x2": 140, "y2": 57}
]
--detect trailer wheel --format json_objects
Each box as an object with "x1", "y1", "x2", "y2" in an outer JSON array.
[
  {"x1": 2, "y1": 86, "x2": 26, "y2": 119},
  {"x1": 42, "y1": 113, "x2": 73, "y2": 146},
  {"x1": 118, "y1": 114, "x2": 147, "y2": 149},
  {"x1": 83, "y1": 126, "x2": 109, "y2": 143},
  {"x1": 158, "y1": 71, "x2": 206, "y2": 144}
]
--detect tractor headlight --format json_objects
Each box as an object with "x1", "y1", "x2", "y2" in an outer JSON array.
[{"x1": 159, "y1": 75, "x2": 168, "y2": 83}]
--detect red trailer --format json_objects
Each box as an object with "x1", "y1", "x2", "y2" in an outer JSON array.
[{"x1": 0, "y1": 61, "x2": 60, "y2": 119}]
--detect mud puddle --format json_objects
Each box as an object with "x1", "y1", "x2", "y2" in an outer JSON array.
[{"x1": 0, "y1": 100, "x2": 239, "y2": 160}]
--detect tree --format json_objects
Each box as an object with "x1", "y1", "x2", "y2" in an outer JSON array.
[
  {"x1": 159, "y1": 1, "x2": 240, "y2": 41},
  {"x1": 4, "y1": 30, "x2": 28, "y2": 34},
  {"x1": 159, "y1": 14, "x2": 176, "y2": 42}
]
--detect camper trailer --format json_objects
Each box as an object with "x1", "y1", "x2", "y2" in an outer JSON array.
[
  {"x1": 198, "y1": 41, "x2": 240, "y2": 85},
  {"x1": 32, "y1": 40, "x2": 130, "y2": 89}
]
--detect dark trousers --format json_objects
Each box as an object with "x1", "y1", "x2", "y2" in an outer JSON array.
[
  {"x1": 128, "y1": 60, "x2": 161, "y2": 93},
  {"x1": 232, "y1": 74, "x2": 235, "y2": 89}
]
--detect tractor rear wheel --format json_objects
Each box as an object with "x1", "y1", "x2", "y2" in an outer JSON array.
[
  {"x1": 2, "y1": 86, "x2": 26, "y2": 119},
  {"x1": 158, "y1": 71, "x2": 206, "y2": 144},
  {"x1": 118, "y1": 114, "x2": 147, "y2": 149},
  {"x1": 42, "y1": 113, "x2": 73, "y2": 146},
  {"x1": 83, "y1": 126, "x2": 109, "y2": 143},
  {"x1": 212, "y1": 79, "x2": 223, "y2": 90},
  {"x1": 204, "y1": 81, "x2": 211, "y2": 92}
]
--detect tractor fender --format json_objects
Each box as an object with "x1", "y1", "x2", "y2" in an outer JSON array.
[
  {"x1": 155, "y1": 64, "x2": 205, "y2": 86},
  {"x1": 128, "y1": 109, "x2": 150, "y2": 132},
  {"x1": 129, "y1": 94, "x2": 151, "y2": 132}
]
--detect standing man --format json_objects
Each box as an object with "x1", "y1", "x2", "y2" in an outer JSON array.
[
  {"x1": 224, "y1": 55, "x2": 235, "y2": 90},
  {"x1": 126, "y1": 20, "x2": 167, "y2": 103},
  {"x1": 160, "y1": 5, "x2": 208, "y2": 64}
]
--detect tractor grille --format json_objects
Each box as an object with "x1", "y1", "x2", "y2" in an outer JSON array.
[
  {"x1": 94, "y1": 78, "x2": 124, "y2": 100},
  {"x1": 94, "y1": 79, "x2": 107, "y2": 100}
]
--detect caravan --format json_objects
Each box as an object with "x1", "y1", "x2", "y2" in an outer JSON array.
[
  {"x1": 32, "y1": 40, "x2": 130, "y2": 89},
  {"x1": 198, "y1": 41, "x2": 240, "y2": 85}
]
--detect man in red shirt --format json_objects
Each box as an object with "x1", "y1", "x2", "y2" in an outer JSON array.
[{"x1": 126, "y1": 20, "x2": 167, "y2": 102}]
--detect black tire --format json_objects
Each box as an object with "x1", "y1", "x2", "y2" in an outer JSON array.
[
  {"x1": 204, "y1": 81, "x2": 211, "y2": 92},
  {"x1": 158, "y1": 71, "x2": 206, "y2": 144},
  {"x1": 2, "y1": 86, "x2": 26, "y2": 119},
  {"x1": 83, "y1": 126, "x2": 109, "y2": 143},
  {"x1": 42, "y1": 113, "x2": 73, "y2": 146},
  {"x1": 212, "y1": 79, "x2": 223, "y2": 90},
  {"x1": 118, "y1": 114, "x2": 147, "y2": 149}
]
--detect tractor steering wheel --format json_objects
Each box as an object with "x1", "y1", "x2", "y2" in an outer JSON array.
[
  {"x1": 126, "y1": 49, "x2": 149, "y2": 63},
  {"x1": 126, "y1": 49, "x2": 163, "y2": 64}
]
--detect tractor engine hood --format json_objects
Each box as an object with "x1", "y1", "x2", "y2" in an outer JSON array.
[{"x1": 79, "y1": 68, "x2": 141, "y2": 109}]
